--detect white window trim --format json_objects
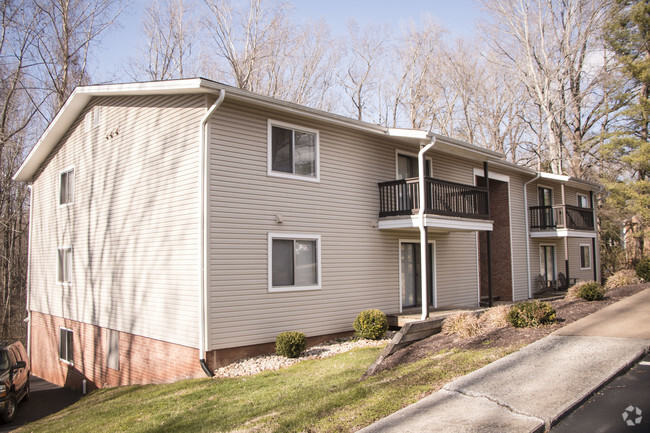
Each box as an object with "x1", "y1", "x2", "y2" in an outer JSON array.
[
  {"x1": 580, "y1": 243, "x2": 592, "y2": 270},
  {"x1": 398, "y1": 239, "x2": 437, "y2": 313},
  {"x1": 576, "y1": 193, "x2": 589, "y2": 208},
  {"x1": 56, "y1": 246, "x2": 73, "y2": 286},
  {"x1": 58, "y1": 166, "x2": 75, "y2": 207},
  {"x1": 395, "y1": 150, "x2": 432, "y2": 179},
  {"x1": 267, "y1": 119, "x2": 320, "y2": 183},
  {"x1": 59, "y1": 326, "x2": 74, "y2": 366},
  {"x1": 268, "y1": 233, "x2": 322, "y2": 292}
]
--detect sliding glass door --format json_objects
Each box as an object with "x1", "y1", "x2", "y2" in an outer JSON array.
[{"x1": 401, "y1": 242, "x2": 434, "y2": 308}]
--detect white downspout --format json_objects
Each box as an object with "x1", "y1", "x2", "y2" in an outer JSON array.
[
  {"x1": 524, "y1": 173, "x2": 541, "y2": 299},
  {"x1": 419, "y1": 137, "x2": 437, "y2": 320},
  {"x1": 198, "y1": 89, "x2": 225, "y2": 376},
  {"x1": 25, "y1": 184, "x2": 33, "y2": 358}
]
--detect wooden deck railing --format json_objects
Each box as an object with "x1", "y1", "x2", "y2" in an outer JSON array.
[
  {"x1": 529, "y1": 205, "x2": 595, "y2": 231},
  {"x1": 378, "y1": 177, "x2": 490, "y2": 219}
]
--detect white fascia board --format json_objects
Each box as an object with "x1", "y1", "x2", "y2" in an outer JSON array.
[
  {"x1": 378, "y1": 215, "x2": 493, "y2": 232},
  {"x1": 538, "y1": 172, "x2": 601, "y2": 191},
  {"x1": 387, "y1": 128, "x2": 429, "y2": 140},
  {"x1": 473, "y1": 168, "x2": 510, "y2": 183},
  {"x1": 530, "y1": 229, "x2": 597, "y2": 239}
]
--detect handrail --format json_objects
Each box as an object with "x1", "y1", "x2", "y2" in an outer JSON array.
[{"x1": 378, "y1": 177, "x2": 490, "y2": 219}]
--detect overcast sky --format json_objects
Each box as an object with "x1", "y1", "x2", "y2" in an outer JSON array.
[{"x1": 93, "y1": 0, "x2": 483, "y2": 82}]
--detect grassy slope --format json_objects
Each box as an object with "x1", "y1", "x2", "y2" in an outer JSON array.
[{"x1": 19, "y1": 345, "x2": 519, "y2": 433}]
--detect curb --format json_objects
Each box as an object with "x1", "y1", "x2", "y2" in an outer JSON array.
[{"x1": 539, "y1": 343, "x2": 650, "y2": 432}]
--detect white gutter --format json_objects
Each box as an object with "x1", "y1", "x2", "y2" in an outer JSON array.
[
  {"x1": 25, "y1": 185, "x2": 33, "y2": 358},
  {"x1": 198, "y1": 89, "x2": 225, "y2": 375},
  {"x1": 419, "y1": 137, "x2": 437, "y2": 320},
  {"x1": 523, "y1": 173, "x2": 541, "y2": 299}
]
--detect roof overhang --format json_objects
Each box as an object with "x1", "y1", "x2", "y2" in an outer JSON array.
[
  {"x1": 14, "y1": 79, "x2": 212, "y2": 182},
  {"x1": 537, "y1": 172, "x2": 601, "y2": 191},
  {"x1": 12, "y1": 77, "x2": 514, "y2": 182}
]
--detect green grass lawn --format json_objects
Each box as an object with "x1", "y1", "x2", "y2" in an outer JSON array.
[{"x1": 19, "y1": 345, "x2": 519, "y2": 433}]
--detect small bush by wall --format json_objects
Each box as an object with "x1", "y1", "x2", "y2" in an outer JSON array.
[
  {"x1": 275, "y1": 331, "x2": 307, "y2": 358},
  {"x1": 507, "y1": 301, "x2": 556, "y2": 328},
  {"x1": 636, "y1": 258, "x2": 650, "y2": 282},
  {"x1": 568, "y1": 281, "x2": 605, "y2": 301},
  {"x1": 604, "y1": 270, "x2": 640, "y2": 290},
  {"x1": 353, "y1": 309, "x2": 388, "y2": 340}
]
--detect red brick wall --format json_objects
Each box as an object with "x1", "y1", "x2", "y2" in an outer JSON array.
[
  {"x1": 29, "y1": 312, "x2": 204, "y2": 390},
  {"x1": 478, "y1": 178, "x2": 513, "y2": 301}
]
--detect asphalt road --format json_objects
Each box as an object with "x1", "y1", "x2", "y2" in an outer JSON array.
[
  {"x1": 0, "y1": 376, "x2": 80, "y2": 432},
  {"x1": 551, "y1": 353, "x2": 650, "y2": 433}
]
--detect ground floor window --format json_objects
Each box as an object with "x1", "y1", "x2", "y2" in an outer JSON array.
[
  {"x1": 57, "y1": 246, "x2": 72, "y2": 284},
  {"x1": 268, "y1": 233, "x2": 321, "y2": 292},
  {"x1": 59, "y1": 327, "x2": 73, "y2": 365},
  {"x1": 580, "y1": 244, "x2": 591, "y2": 269},
  {"x1": 400, "y1": 241, "x2": 435, "y2": 309}
]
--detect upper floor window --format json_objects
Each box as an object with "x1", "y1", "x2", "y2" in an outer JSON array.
[
  {"x1": 397, "y1": 153, "x2": 430, "y2": 179},
  {"x1": 59, "y1": 168, "x2": 74, "y2": 205},
  {"x1": 268, "y1": 121, "x2": 319, "y2": 181},
  {"x1": 577, "y1": 193, "x2": 589, "y2": 208},
  {"x1": 84, "y1": 107, "x2": 101, "y2": 132}
]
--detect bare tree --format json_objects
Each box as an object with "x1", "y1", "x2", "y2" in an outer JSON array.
[
  {"x1": 128, "y1": 0, "x2": 198, "y2": 81},
  {"x1": 481, "y1": 0, "x2": 615, "y2": 175},
  {"x1": 337, "y1": 19, "x2": 388, "y2": 121},
  {"x1": 202, "y1": 0, "x2": 291, "y2": 92},
  {"x1": 34, "y1": 0, "x2": 127, "y2": 114},
  {"x1": 0, "y1": 0, "x2": 43, "y2": 340}
]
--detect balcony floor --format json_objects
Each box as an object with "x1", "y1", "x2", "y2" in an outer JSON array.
[{"x1": 379, "y1": 214, "x2": 494, "y2": 232}]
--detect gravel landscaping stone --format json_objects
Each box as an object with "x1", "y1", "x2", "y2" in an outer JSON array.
[{"x1": 213, "y1": 332, "x2": 395, "y2": 378}]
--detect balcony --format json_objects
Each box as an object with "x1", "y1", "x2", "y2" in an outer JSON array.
[
  {"x1": 529, "y1": 205, "x2": 595, "y2": 232},
  {"x1": 378, "y1": 177, "x2": 490, "y2": 221}
]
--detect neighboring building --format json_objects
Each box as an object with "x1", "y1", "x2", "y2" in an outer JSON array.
[{"x1": 13, "y1": 79, "x2": 601, "y2": 389}]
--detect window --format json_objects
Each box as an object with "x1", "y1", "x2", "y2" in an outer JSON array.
[
  {"x1": 57, "y1": 247, "x2": 72, "y2": 284},
  {"x1": 106, "y1": 329, "x2": 119, "y2": 370},
  {"x1": 577, "y1": 193, "x2": 589, "y2": 208},
  {"x1": 580, "y1": 244, "x2": 591, "y2": 269},
  {"x1": 397, "y1": 153, "x2": 431, "y2": 179},
  {"x1": 59, "y1": 168, "x2": 74, "y2": 205},
  {"x1": 268, "y1": 121, "x2": 319, "y2": 181},
  {"x1": 59, "y1": 328, "x2": 73, "y2": 364},
  {"x1": 84, "y1": 107, "x2": 101, "y2": 132},
  {"x1": 268, "y1": 233, "x2": 321, "y2": 292}
]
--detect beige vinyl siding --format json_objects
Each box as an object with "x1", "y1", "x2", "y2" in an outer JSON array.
[
  {"x1": 29, "y1": 94, "x2": 205, "y2": 348},
  {"x1": 207, "y1": 100, "x2": 483, "y2": 349},
  {"x1": 431, "y1": 232, "x2": 479, "y2": 307}
]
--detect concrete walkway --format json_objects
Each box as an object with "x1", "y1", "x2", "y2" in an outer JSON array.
[{"x1": 359, "y1": 289, "x2": 650, "y2": 433}]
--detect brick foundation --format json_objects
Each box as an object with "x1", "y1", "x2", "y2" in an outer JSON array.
[
  {"x1": 477, "y1": 177, "x2": 513, "y2": 302},
  {"x1": 30, "y1": 312, "x2": 355, "y2": 389},
  {"x1": 29, "y1": 312, "x2": 204, "y2": 390}
]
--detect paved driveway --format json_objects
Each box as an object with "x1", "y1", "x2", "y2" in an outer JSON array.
[{"x1": 0, "y1": 376, "x2": 80, "y2": 432}]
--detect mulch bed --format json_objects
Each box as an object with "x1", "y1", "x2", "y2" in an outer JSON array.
[{"x1": 374, "y1": 283, "x2": 650, "y2": 374}]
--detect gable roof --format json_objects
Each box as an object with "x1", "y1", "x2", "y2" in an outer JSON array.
[{"x1": 14, "y1": 77, "x2": 508, "y2": 182}]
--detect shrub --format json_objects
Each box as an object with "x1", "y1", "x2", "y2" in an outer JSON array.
[
  {"x1": 353, "y1": 309, "x2": 388, "y2": 340},
  {"x1": 604, "y1": 270, "x2": 640, "y2": 290},
  {"x1": 568, "y1": 280, "x2": 605, "y2": 301},
  {"x1": 507, "y1": 301, "x2": 556, "y2": 328},
  {"x1": 275, "y1": 331, "x2": 306, "y2": 358},
  {"x1": 477, "y1": 305, "x2": 510, "y2": 330},
  {"x1": 636, "y1": 258, "x2": 650, "y2": 282},
  {"x1": 442, "y1": 312, "x2": 481, "y2": 339}
]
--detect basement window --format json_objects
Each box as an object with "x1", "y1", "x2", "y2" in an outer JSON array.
[{"x1": 59, "y1": 327, "x2": 74, "y2": 365}]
